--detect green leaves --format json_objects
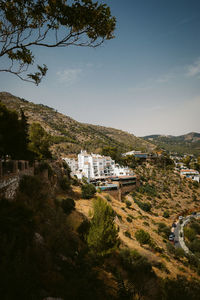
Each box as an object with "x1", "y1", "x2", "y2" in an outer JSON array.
[
  {"x1": 28, "y1": 122, "x2": 52, "y2": 159},
  {"x1": 135, "y1": 229, "x2": 151, "y2": 245},
  {"x1": 86, "y1": 198, "x2": 119, "y2": 257},
  {"x1": 0, "y1": 0, "x2": 116, "y2": 84}
]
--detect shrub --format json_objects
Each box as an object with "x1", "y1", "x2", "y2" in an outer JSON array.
[
  {"x1": 190, "y1": 220, "x2": 200, "y2": 234},
  {"x1": 128, "y1": 214, "x2": 134, "y2": 219},
  {"x1": 117, "y1": 214, "x2": 122, "y2": 221},
  {"x1": 184, "y1": 227, "x2": 196, "y2": 242},
  {"x1": 124, "y1": 231, "x2": 131, "y2": 238},
  {"x1": 192, "y1": 194, "x2": 197, "y2": 201},
  {"x1": 126, "y1": 216, "x2": 132, "y2": 223},
  {"x1": 77, "y1": 219, "x2": 90, "y2": 240},
  {"x1": 189, "y1": 239, "x2": 200, "y2": 253},
  {"x1": 193, "y1": 181, "x2": 199, "y2": 188},
  {"x1": 174, "y1": 248, "x2": 185, "y2": 259},
  {"x1": 119, "y1": 248, "x2": 152, "y2": 275},
  {"x1": 135, "y1": 229, "x2": 151, "y2": 245},
  {"x1": 18, "y1": 175, "x2": 46, "y2": 207},
  {"x1": 34, "y1": 161, "x2": 53, "y2": 177},
  {"x1": 134, "y1": 198, "x2": 151, "y2": 212},
  {"x1": 61, "y1": 198, "x2": 75, "y2": 215},
  {"x1": 81, "y1": 184, "x2": 96, "y2": 199},
  {"x1": 143, "y1": 221, "x2": 149, "y2": 226},
  {"x1": 166, "y1": 242, "x2": 176, "y2": 255},
  {"x1": 163, "y1": 276, "x2": 200, "y2": 300},
  {"x1": 104, "y1": 194, "x2": 112, "y2": 202},
  {"x1": 125, "y1": 200, "x2": 132, "y2": 208},
  {"x1": 158, "y1": 222, "x2": 171, "y2": 238},
  {"x1": 154, "y1": 261, "x2": 170, "y2": 274},
  {"x1": 187, "y1": 253, "x2": 199, "y2": 267},
  {"x1": 60, "y1": 175, "x2": 71, "y2": 191},
  {"x1": 138, "y1": 183, "x2": 157, "y2": 197},
  {"x1": 163, "y1": 211, "x2": 170, "y2": 218}
]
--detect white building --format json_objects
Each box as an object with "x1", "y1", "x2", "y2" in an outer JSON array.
[
  {"x1": 122, "y1": 150, "x2": 148, "y2": 159},
  {"x1": 113, "y1": 164, "x2": 134, "y2": 176},
  {"x1": 62, "y1": 157, "x2": 78, "y2": 175},
  {"x1": 78, "y1": 150, "x2": 115, "y2": 179},
  {"x1": 63, "y1": 150, "x2": 134, "y2": 180},
  {"x1": 180, "y1": 169, "x2": 200, "y2": 182}
]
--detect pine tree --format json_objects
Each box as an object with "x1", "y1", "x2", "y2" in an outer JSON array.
[{"x1": 87, "y1": 198, "x2": 119, "y2": 257}]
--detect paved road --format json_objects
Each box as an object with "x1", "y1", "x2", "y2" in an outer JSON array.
[{"x1": 173, "y1": 213, "x2": 200, "y2": 253}]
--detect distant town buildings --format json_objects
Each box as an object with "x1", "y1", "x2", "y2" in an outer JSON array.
[
  {"x1": 180, "y1": 169, "x2": 200, "y2": 183},
  {"x1": 63, "y1": 150, "x2": 134, "y2": 180},
  {"x1": 122, "y1": 150, "x2": 148, "y2": 159},
  {"x1": 169, "y1": 152, "x2": 200, "y2": 183}
]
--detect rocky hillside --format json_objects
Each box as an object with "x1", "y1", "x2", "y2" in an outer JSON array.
[
  {"x1": 143, "y1": 133, "x2": 200, "y2": 155},
  {"x1": 0, "y1": 92, "x2": 155, "y2": 157},
  {"x1": 75, "y1": 162, "x2": 200, "y2": 280}
]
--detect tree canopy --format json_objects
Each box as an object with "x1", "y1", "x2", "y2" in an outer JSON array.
[
  {"x1": 87, "y1": 197, "x2": 119, "y2": 257},
  {"x1": 28, "y1": 122, "x2": 52, "y2": 159},
  {"x1": 0, "y1": 0, "x2": 116, "y2": 84},
  {"x1": 0, "y1": 102, "x2": 31, "y2": 159}
]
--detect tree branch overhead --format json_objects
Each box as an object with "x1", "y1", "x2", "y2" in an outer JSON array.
[{"x1": 0, "y1": 0, "x2": 116, "y2": 84}]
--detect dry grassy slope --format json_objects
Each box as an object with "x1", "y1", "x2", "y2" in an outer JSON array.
[
  {"x1": 74, "y1": 164, "x2": 200, "y2": 280},
  {"x1": 0, "y1": 92, "x2": 155, "y2": 157}
]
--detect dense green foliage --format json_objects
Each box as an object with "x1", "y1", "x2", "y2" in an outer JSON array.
[
  {"x1": 59, "y1": 175, "x2": 71, "y2": 191},
  {"x1": 157, "y1": 222, "x2": 171, "y2": 238},
  {"x1": 163, "y1": 211, "x2": 170, "y2": 218},
  {"x1": 86, "y1": 198, "x2": 119, "y2": 257},
  {"x1": 184, "y1": 219, "x2": 200, "y2": 254},
  {"x1": 120, "y1": 248, "x2": 152, "y2": 278},
  {"x1": 137, "y1": 183, "x2": 158, "y2": 197},
  {"x1": 0, "y1": 102, "x2": 32, "y2": 159},
  {"x1": 0, "y1": 0, "x2": 116, "y2": 84},
  {"x1": 135, "y1": 229, "x2": 151, "y2": 245},
  {"x1": 81, "y1": 183, "x2": 96, "y2": 199},
  {"x1": 28, "y1": 122, "x2": 52, "y2": 159},
  {"x1": 154, "y1": 154, "x2": 175, "y2": 169},
  {"x1": 0, "y1": 175, "x2": 110, "y2": 299},
  {"x1": 133, "y1": 197, "x2": 152, "y2": 212},
  {"x1": 163, "y1": 276, "x2": 200, "y2": 300},
  {"x1": 61, "y1": 198, "x2": 75, "y2": 215},
  {"x1": 101, "y1": 146, "x2": 122, "y2": 163}
]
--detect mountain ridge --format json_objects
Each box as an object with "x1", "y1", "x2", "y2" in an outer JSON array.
[
  {"x1": 142, "y1": 132, "x2": 200, "y2": 155},
  {"x1": 0, "y1": 92, "x2": 155, "y2": 157}
]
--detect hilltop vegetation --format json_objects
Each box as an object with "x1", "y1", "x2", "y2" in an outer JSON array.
[
  {"x1": 0, "y1": 92, "x2": 155, "y2": 157},
  {"x1": 143, "y1": 133, "x2": 200, "y2": 155}
]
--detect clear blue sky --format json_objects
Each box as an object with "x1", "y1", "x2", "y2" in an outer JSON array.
[{"x1": 1, "y1": 0, "x2": 200, "y2": 136}]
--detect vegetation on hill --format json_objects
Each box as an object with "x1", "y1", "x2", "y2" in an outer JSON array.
[
  {"x1": 0, "y1": 92, "x2": 155, "y2": 158},
  {"x1": 1, "y1": 161, "x2": 200, "y2": 299},
  {"x1": 0, "y1": 102, "x2": 33, "y2": 159},
  {"x1": 143, "y1": 133, "x2": 200, "y2": 156}
]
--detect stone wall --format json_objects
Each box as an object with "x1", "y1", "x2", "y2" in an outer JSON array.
[
  {"x1": 0, "y1": 160, "x2": 34, "y2": 200},
  {"x1": 0, "y1": 175, "x2": 20, "y2": 199}
]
